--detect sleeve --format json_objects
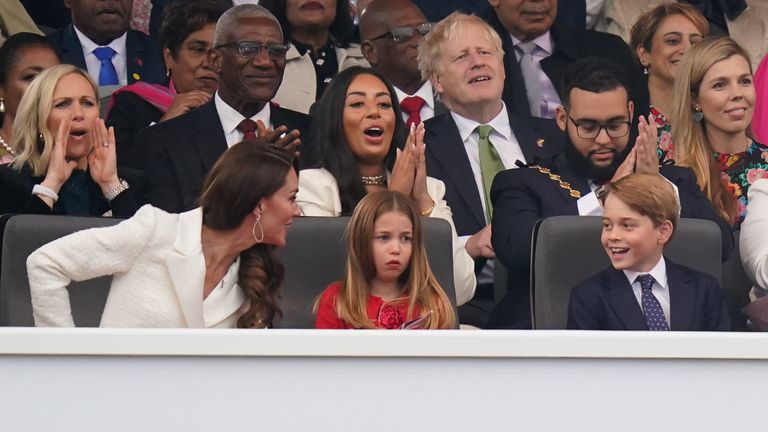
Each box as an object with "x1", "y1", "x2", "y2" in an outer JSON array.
[
  {"x1": 741, "y1": 179, "x2": 768, "y2": 293},
  {"x1": 296, "y1": 169, "x2": 341, "y2": 216},
  {"x1": 143, "y1": 127, "x2": 184, "y2": 213},
  {"x1": 314, "y1": 283, "x2": 346, "y2": 329},
  {"x1": 700, "y1": 274, "x2": 732, "y2": 331},
  {"x1": 26, "y1": 205, "x2": 161, "y2": 327},
  {"x1": 426, "y1": 177, "x2": 476, "y2": 306},
  {"x1": 566, "y1": 280, "x2": 604, "y2": 330},
  {"x1": 106, "y1": 92, "x2": 145, "y2": 169}
]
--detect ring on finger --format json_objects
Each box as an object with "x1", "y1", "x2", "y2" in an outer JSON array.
[{"x1": 102, "y1": 141, "x2": 110, "y2": 147}]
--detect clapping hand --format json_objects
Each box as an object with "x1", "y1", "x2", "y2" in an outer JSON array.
[
  {"x1": 255, "y1": 120, "x2": 301, "y2": 159},
  {"x1": 389, "y1": 123, "x2": 419, "y2": 196},
  {"x1": 634, "y1": 114, "x2": 660, "y2": 175},
  {"x1": 160, "y1": 91, "x2": 212, "y2": 122}
]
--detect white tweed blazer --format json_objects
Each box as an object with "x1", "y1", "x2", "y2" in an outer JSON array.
[
  {"x1": 296, "y1": 168, "x2": 477, "y2": 305},
  {"x1": 27, "y1": 205, "x2": 247, "y2": 328},
  {"x1": 741, "y1": 179, "x2": 768, "y2": 298}
]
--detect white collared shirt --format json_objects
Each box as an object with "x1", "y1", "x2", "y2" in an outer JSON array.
[
  {"x1": 577, "y1": 177, "x2": 681, "y2": 216},
  {"x1": 394, "y1": 81, "x2": 436, "y2": 124},
  {"x1": 73, "y1": 26, "x2": 128, "y2": 85},
  {"x1": 214, "y1": 92, "x2": 273, "y2": 148},
  {"x1": 624, "y1": 256, "x2": 671, "y2": 327},
  {"x1": 510, "y1": 31, "x2": 562, "y2": 119}
]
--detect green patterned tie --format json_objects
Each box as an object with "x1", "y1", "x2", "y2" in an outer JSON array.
[{"x1": 477, "y1": 124, "x2": 505, "y2": 222}]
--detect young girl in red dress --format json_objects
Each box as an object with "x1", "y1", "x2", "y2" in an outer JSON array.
[{"x1": 314, "y1": 190, "x2": 456, "y2": 329}]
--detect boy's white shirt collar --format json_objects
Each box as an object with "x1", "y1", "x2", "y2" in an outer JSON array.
[{"x1": 623, "y1": 255, "x2": 668, "y2": 289}]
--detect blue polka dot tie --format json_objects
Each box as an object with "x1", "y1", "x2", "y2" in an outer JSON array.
[
  {"x1": 638, "y1": 274, "x2": 669, "y2": 331},
  {"x1": 93, "y1": 46, "x2": 118, "y2": 85}
]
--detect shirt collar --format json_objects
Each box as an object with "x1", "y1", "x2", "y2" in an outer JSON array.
[
  {"x1": 73, "y1": 25, "x2": 127, "y2": 58},
  {"x1": 393, "y1": 81, "x2": 435, "y2": 111},
  {"x1": 510, "y1": 30, "x2": 553, "y2": 55},
  {"x1": 450, "y1": 102, "x2": 512, "y2": 143},
  {"x1": 214, "y1": 91, "x2": 271, "y2": 136},
  {"x1": 623, "y1": 255, "x2": 668, "y2": 288}
]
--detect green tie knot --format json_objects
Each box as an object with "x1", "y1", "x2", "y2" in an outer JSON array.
[{"x1": 477, "y1": 124, "x2": 493, "y2": 141}]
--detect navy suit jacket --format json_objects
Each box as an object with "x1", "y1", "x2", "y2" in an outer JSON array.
[
  {"x1": 140, "y1": 100, "x2": 310, "y2": 213},
  {"x1": 481, "y1": 9, "x2": 648, "y2": 120},
  {"x1": 567, "y1": 259, "x2": 731, "y2": 331},
  {"x1": 47, "y1": 24, "x2": 166, "y2": 85},
  {"x1": 489, "y1": 155, "x2": 735, "y2": 328}
]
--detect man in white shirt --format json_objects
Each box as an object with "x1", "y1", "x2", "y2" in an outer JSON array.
[
  {"x1": 47, "y1": 0, "x2": 166, "y2": 85},
  {"x1": 418, "y1": 12, "x2": 563, "y2": 327}
]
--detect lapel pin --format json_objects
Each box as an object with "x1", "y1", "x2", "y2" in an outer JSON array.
[
  {"x1": 132, "y1": 72, "x2": 141, "y2": 81},
  {"x1": 536, "y1": 138, "x2": 545, "y2": 148}
]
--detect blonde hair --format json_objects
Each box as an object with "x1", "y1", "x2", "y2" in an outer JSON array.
[
  {"x1": 11, "y1": 65, "x2": 98, "y2": 177},
  {"x1": 417, "y1": 12, "x2": 503, "y2": 82},
  {"x1": 629, "y1": 2, "x2": 709, "y2": 62},
  {"x1": 318, "y1": 190, "x2": 456, "y2": 329},
  {"x1": 670, "y1": 36, "x2": 748, "y2": 226},
  {"x1": 603, "y1": 173, "x2": 679, "y2": 238}
]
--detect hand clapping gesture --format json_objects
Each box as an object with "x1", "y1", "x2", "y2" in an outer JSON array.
[
  {"x1": 255, "y1": 120, "x2": 301, "y2": 159},
  {"x1": 160, "y1": 91, "x2": 212, "y2": 122},
  {"x1": 610, "y1": 115, "x2": 659, "y2": 183},
  {"x1": 389, "y1": 123, "x2": 434, "y2": 214}
]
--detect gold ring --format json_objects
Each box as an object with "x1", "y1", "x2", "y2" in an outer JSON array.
[{"x1": 102, "y1": 141, "x2": 110, "y2": 147}]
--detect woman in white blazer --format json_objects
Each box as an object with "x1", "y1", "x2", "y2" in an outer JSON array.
[
  {"x1": 296, "y1": 66, "x2": 476, "y2": 305},
  {"x1": 260, "y1": 0, "x2": 369, "y2": 114},
  {"x1": 742, "y1": 179, "x2": 768, "y2": 299},
  {"x1": 28, "y1": 143, "x2": 300, "y2": 328}
]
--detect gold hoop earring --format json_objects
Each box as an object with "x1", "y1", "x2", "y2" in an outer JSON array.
[{"x1": 252, "y1": 213, "x2": 264, "y2": 243}]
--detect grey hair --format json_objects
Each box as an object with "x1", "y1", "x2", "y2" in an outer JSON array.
[{"x1": 214, "y1": 4, "x2": 283, "y2": 46}]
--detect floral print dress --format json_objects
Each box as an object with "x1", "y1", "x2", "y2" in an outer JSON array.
[
  {"x1": 651, "y1": 106, "x2": 674, "y2": 163},
  {"x1": 715, "y1": 141, "x2": 768, "y2": 227}
]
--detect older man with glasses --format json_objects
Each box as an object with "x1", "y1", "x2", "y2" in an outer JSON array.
[
  {"x1": 139, "y1": 4, "x2": 310, "y2": 213},
  {"x1": 489, "y1": 57, "x2": 734, "y2": 329}
]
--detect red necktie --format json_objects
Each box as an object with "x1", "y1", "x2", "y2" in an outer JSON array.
[
  {"x1": 400, "y1": 96, "x2": 426, "y2": 128},
  {"x1": 237, "y1": 119, "x2": 258, "y2": 141}
]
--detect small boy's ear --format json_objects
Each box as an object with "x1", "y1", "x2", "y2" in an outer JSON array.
[{"x1": 658, "y1": 220, "x2": 674, "y2": 245}]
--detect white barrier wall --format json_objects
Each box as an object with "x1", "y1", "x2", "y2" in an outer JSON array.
[{"x1": 1, "y1": 329, "x2": 767, "y2": 431}]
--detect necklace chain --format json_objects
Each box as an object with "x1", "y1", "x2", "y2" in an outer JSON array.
[{"x1": 0, "y1": 133, "x2": 15, "y2": 156}]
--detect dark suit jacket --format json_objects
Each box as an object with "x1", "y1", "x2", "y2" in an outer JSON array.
[
  {"x1": 47, "y1": 24, "x2": 166, "y2": 85},
  {"x1": 140, "y1": 100, "x2": 310, "y2": 213},
  {"x1": 106, "y1": 91, "x2": 163, "y2": 170},
  {"x1": 0, "y1": 164, "x2": 145, "y2": 217},
  {"x1": 567, "y1": 259, "x2": 731, "y2": 331},
  {"x1": 482, "y1": 9, "x2": 648, "y2": 120},
  {"x1": 489, "y1": 155, "x2": 735, "y2": 328}
]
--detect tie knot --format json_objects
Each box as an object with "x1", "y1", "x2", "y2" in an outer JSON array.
[
  {"x1": 400, "y1": 96, "x2": 426, "y2": 115},
  {"x1": 517, "y1": 41, "x2": 537, "y2": 55},
  {"x1": 637, "y1": 274, "x2": 655, "y2": 291},
  {"x1": 477, "y1": 124, "x2": 493, "y2": 140},
  {"x1": 237, "y1": 119, "x2": 258, "y2": 133},
  {"x1": 93, "y1": 46, "x2": 116, "y2": 61}
]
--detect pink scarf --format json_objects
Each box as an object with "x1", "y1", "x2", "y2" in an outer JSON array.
[
  {"x1": 105, "y1": 80, "x2": 178, "y2": 118},
  {"x1": 754, "y1": 55, "x2": 768, "y2": 144}
]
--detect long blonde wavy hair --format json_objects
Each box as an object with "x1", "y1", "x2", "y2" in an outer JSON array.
[
  {"x1": 11, "y1": 64, "x2": 98, "y2": 177},
  {"x1": 669, "y1": 36, "x2": 749, "y2": 225}
]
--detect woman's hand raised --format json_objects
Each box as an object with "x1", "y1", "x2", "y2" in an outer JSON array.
[
  {"x1": 410, "y1": 123, "x2": 434, "y2": 213},
  {"x1": 40, "y1": 120, "x2": 79, "y2": 195},
  {"x1": 389, "y1": 123, "x2": 418, "y2": 196},
  {"x1": 87, "y1": 118, "x2": 121, "y2": 194},
  {"x1": 160, "y1": 91, "x2": 212, "y2": 122},
  {"x1": 255, "y1": 120, "x2": 301, "y2": 159}
]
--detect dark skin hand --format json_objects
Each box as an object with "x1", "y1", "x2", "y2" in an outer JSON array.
[{"x1": 255, "y1": 120, "x2": 301, "y2": 159}]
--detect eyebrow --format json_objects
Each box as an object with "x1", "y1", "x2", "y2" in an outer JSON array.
[
  {"x1": 574, "y1": 115, "x2": 629, "y2": 123},
  {"x1": 346, "y1": 91, "x2": 391, "y2": 98},
  {"x1": 662, "y1": 31, "x2": 701, "y2": 37}
]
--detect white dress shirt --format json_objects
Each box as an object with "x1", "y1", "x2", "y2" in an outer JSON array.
[
  {"x1": 511, "y1": 31, "x2": 562, "y2": 119},
  {"x1": 623, "y1": 255, "x2": 671, "y2": 327},
  {"x1": 577, "y1": 177, "x2": 681, "y2": 216},
  {"x1": 73, "y1": 26, "x2": 128, "y2": 85},
  {"x1": 394, "y1": 81, "x2": 436, "y2": 124},
  {"x1": 214, "y1": 92, "x2": 272, "y2": 148}
]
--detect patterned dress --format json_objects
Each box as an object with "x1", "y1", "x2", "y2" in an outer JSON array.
[
  {"x1": 651, "y1": 106, "x2": 674, "y2": 163},
  {"x1": 714, "y1": 141, "x2": 768, "y2": 227}
]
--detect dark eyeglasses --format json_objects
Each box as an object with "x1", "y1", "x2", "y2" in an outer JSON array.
[
  {"x1": 568, "y1": 116, "x2": 631, "y2": 139},
  {"x1": 368, "y1": 23, "x2": 434, "y2": 44},
  {"x1": 215, "y1": 41, "x2": 289, "y2": 60}
]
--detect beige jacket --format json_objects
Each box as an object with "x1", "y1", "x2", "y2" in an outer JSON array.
[{"x1": 0, "y1": 0, "x2": 42, "y2": 45}]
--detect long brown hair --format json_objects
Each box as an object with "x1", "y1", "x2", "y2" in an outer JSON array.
[
  {"x1": 670, "y1": 36, "x2": 749, "y2": 226},
  {"x1": 329, "y1": 190, "x2": 455, "y2": 329},
  {"x1": 199, "y1": 142, "x2": 294, "y2": 328}
]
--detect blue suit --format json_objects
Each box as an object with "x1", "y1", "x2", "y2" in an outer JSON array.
[{"x1": 567, "y1": 259, "x2": 731, "y2": 331}]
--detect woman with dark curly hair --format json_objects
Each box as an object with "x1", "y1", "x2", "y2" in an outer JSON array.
[{"x1": 28, "y1": 142, "x2": 299, "y2": 328}]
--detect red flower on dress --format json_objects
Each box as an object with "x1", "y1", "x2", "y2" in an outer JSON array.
[
  {"x1": 378, "y1": 303, "x2": 404, "y2": 329},
  {"x1": 747, "y1": 168, "x2": 768, "y2": 184}
]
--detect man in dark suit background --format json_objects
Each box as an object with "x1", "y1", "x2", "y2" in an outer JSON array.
[
  {"x1": 490, "y1": 58, "x2": 733, "y2": 329},
  {"x1": 482, "y1": 0, "x2": 646, "y2": 120},
  {"x1": 47, "y1": 0, "x2": 165, "y2": 85},
  {"x1": 359, "y1": 0, "x2": 447, "y2": 127},
  {"x1": 418, "y1": 12, "x2": 562, "y2": 327},
  {"x1": 140, "y1": 4, "x2": 309, "y2": 213}
]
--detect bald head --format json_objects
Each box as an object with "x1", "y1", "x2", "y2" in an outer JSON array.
[{"x1": 359, "y1": 0, "x2": 429, "y2": 94}]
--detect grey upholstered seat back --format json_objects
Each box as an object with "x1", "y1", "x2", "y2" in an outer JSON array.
[{"x1": 531, "y1": 216, "x2": 722, "y2": 329}]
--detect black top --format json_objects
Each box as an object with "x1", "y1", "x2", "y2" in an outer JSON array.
[{"x1": 292, "y1": 38, "x2": 339, "y2": 101}]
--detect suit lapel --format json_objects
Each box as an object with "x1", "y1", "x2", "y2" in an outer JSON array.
[
  {"x1": 162, "y1": 208, "x2": 206, "y2": 328},
  {"x1": 192, "y1": 102, "x2": 228, "y2": 174},
  {"x1": 61, "y1": 25, "x2": 87, "y2": 69},
  {"x1": 425, "y1": 114, "x2": 486, "y2": 228},
  {"x1": 604, "y1": 268, "x2": 648, "y2": 330},
  {"x1": 508, "y1": 111, "x2": 547, "y2": 164},
  {"x1": 125, "y1": 30, "x2": 148, "y2": 83},
  {"x1": 667, "y1": 260, "x2": 696, "y2": 331}
]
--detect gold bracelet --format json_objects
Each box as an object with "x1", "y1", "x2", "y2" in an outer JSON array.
[{"x1": 420, "y1": 200, "x2": 436, "y2": 216}]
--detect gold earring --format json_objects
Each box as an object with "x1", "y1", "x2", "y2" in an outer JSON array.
[{"x1": 0, "y1": 98, "x2": 5, "y2": 113}]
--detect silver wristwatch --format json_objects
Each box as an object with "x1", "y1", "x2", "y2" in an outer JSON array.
[{"x1": 104, "y1": 178, "x2": 129, "y2": 202}]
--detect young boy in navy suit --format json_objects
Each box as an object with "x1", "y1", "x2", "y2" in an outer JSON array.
[{"x1": 567, "y1": 173, "x2": 731, "y2": 331}]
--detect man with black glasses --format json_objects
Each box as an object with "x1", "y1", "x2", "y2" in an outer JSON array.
[
  {"x1": 140, "y1": 4, "x2": 309, "y2": 213},
  {"x1": 488, "y1": 57, "x2": 734, "y2": 329}
]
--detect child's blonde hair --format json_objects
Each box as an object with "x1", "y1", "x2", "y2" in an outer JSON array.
[{"x1": 324, "y1": 190, "x2": 455, "y2": 329}]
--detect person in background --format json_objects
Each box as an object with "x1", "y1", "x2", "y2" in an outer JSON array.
[
  {"x1": 752, "y1": 54, "x2": 768, "y2": 145},
  {"x1": 28, "y1": 143, "x2": 299, "y2": 328},
  {"x1": 669, "y1": 36, "x2": 768, "y2": 228},
  {"x1": 0, "y1": 65, "x2": 142, "y2": 217},
  {"x1": 315, "y1": 190, "x2": 456, "y2": 329},
  {"x1": 629, "y1": 3, "x2": 709, "y2": 160},
  {"x1": 260, "y1": 0, "x2": 368, "y2": 114},
  {"x1": 741, "y1": 178, "x2": 768, "y2": 330},
  {"x1": 0, "y1": 0, "x2": 42, "y2": 46},
  {"x1": 106, "y1": 0, "x2": 232, "y2": 169},
  {"x1": 0, "y1": 33, "x2": 61, "y2": 164}
]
